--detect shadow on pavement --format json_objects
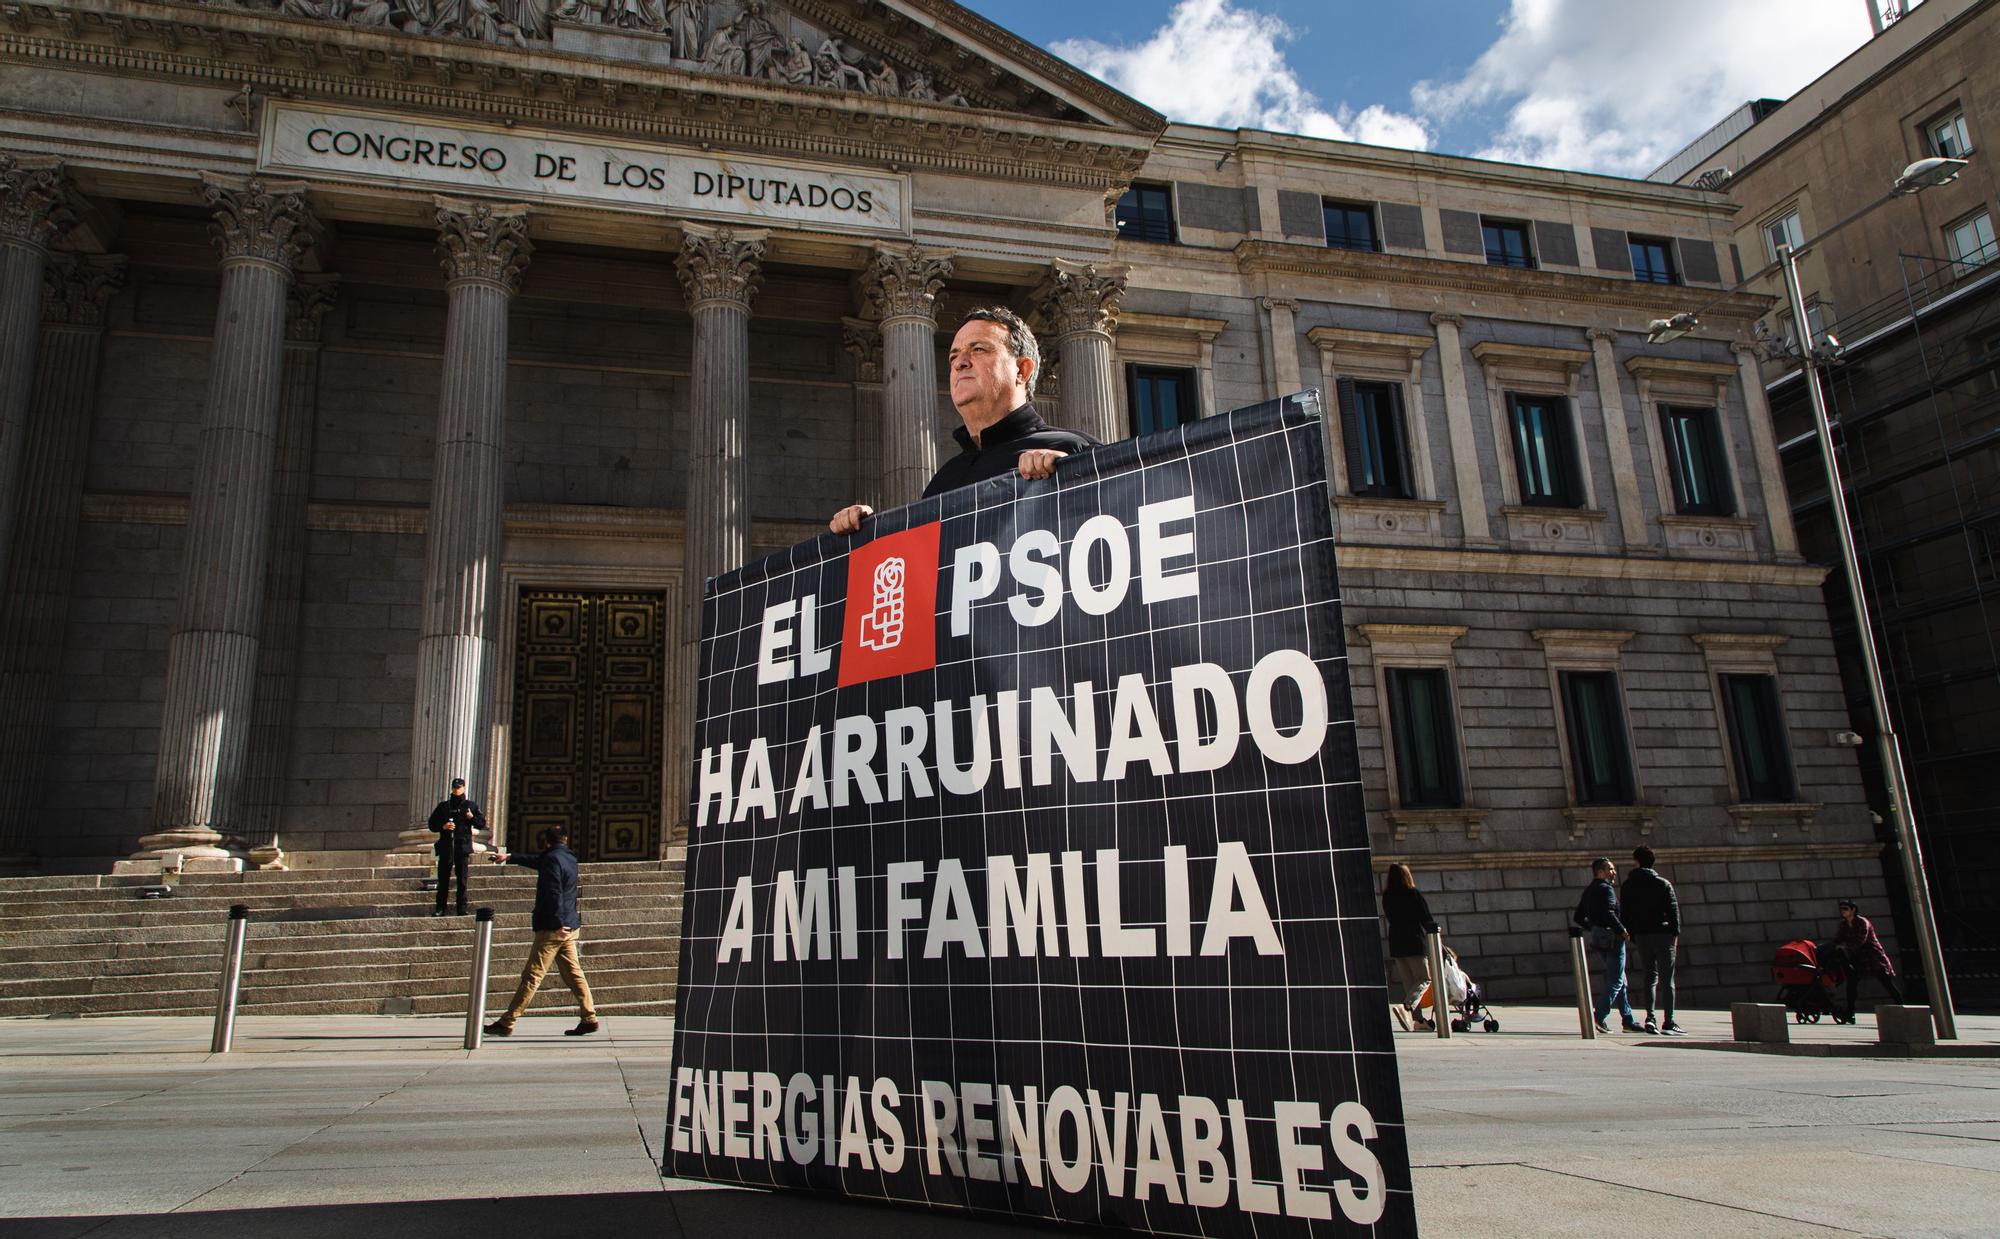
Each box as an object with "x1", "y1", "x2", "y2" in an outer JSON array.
[{"x1": 0, "y1": 1185, "x2": 1063, "y2": 1239}]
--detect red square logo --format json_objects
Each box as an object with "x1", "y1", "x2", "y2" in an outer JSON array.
[{"x1": 837, "y1": 522, "x2": 941, "y2": 687}]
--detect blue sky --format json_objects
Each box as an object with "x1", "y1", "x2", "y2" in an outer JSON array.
[{"x1": 958, "y1": 0, "x2": 1878, "y2": 179}]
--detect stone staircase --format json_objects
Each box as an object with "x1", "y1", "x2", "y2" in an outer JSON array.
[{"x1": 0, "y1": 855, "x2": 685, "y2": 1019}]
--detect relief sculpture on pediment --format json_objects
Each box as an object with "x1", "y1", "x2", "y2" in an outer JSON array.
[{"x1": 211, "y1": 0, "x2": 973, "y2": 105}]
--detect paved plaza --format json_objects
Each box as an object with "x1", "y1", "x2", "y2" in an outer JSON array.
[{"x1": 0, "y1": 1007, "x2": 1995, "y2": 1238}]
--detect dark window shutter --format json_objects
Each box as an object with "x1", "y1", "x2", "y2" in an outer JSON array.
[
  {"x1": 1558, "y1": 401, "x2": 1586, "y2": 506},
  {"x1": 1386, "y1": 383, "x2": 1412, "y2": 497},
  {"x1": 1591, "y1": 227, "x2": 1632, "y2": 274},
  {"x1": 1335, "y1": 376, "x2": 1365, "y2": 491}
]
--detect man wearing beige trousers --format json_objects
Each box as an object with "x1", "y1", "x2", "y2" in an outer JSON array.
[{"x1": 484, "y1": 824, "x2": 599, "y2": 1037}]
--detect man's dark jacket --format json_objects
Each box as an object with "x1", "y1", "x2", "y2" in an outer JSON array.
[
  {"x1": 923, "y1": 404, "x2": 1097, "y2": 498},
  {"x1": 507, "y1": 843, "x2": 581, "y2": 932},
  {"x1": 1572, "y1": 877, "x2": 1626, "y2": 935},
  {"x1": 1621, "y1": 866, "x2": 1680, "y2": 936},
  {"x1": 426, "y1": 795, "x2": 484, "y2": 853}
]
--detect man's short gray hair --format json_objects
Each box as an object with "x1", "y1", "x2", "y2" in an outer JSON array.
[{"x1": 960, "y1": 306, "x2": 1041, "y2": 399}]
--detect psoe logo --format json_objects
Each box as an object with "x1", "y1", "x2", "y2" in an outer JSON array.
[
  {"x1": 838, "y1": 523, "x2": 939, "y2": 687},
  {"x1": 857, "y1": 557, "x2": 907, "y2": 652}
]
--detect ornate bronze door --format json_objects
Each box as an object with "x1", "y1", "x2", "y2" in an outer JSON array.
[{"x1": 508, "y1": 590, "x2": 666, "y2": 861}]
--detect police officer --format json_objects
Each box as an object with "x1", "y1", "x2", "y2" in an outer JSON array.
[{"x1": 426, "y1": 776, "x2": 483, "y2": 916}]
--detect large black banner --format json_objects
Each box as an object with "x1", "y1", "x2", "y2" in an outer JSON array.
[{"x1": 666, "y1": 394, "x2": 1415, "y2": 1236}]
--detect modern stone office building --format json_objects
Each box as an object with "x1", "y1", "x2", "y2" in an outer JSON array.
[{"x1": 0, "y1": 0, "x2": 1892, "y2": 1002}]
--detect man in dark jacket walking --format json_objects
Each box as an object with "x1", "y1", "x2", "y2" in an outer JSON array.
[
  {"x1": 1621, "y1": 846, "x2": 1683, "y2": 1035},
  {"x1": 483, "y1": 824, "x2": 598, "y2": 1037},
  {"x1": 426, "y1": 777, "x2": 483, "y2": 916},
  {"x1": 1573, "y1": 857, "x2": 1642, "y2": 1033}
]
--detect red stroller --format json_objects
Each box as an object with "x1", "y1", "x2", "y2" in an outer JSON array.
[{"x1": 1772, "y1": 938, "x2": 1857, "y2": 1025}]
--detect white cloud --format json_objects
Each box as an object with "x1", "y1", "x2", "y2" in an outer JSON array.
[
  {"x1": 1412, "y1": 0, "x2": 1873, "y2": 176},
  {"x1": 1052, "y1": 0, "x2": 1432, "y2": 149}
]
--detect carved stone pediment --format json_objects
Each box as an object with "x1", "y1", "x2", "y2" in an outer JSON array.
[{"x1": 145, "y1": 0, "x2": 1157, "y2": 128}]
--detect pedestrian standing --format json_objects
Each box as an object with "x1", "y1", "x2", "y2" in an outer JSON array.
[
  {"x1": 1622, "y1": 845, "x2": 1683, "y2": 1035},
  {"x1": 484, "y1": 824, "x2": 599, "y2": 1037},
  {"x1": 1832, "y1": 899, "x2": 1903, "y2": 1017},
  {"x1": 426, "y1": 776, "x2": 482, "y2": 916},
  {"x1": 1573, "y1": 857, "x2": 1642, "y2": 1033},
  {"x1": 1380, "y1": 863, "x2": 1434, "y2": 1031}
]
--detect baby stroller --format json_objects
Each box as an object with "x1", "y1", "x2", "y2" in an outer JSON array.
[
  {"x1": 1772, "y1": 938, "x2": 1855, "y2": 1025},
  {"x1": 1412, "y1": 946, "x2": 1501, "y2": 1033}
]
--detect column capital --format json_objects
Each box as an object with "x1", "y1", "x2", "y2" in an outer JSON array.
[
  {"x1": 1429, "y1": 312, "x2": 1464, "y2": 330},
  {"x1": 1259, "y1": 296, "x2": 1300, "y2": 314},
  {"x1": 287, "y1": 273, "x2": 342, "y2": 343},
  {"x1": 40, "y1": 253, "x2": 126, "y2": 327},
  {"x1": 1587, "y1": 326, "x2": 1621, "y2": 345},
  {"x1": 1035, "y1": 258, "x2": 1128, "y2": 339},
  {"x1": 840, "y1": 316, "x2": 883, "y2": 385},
  {"x1": 0, "y1": 154, "x2": 79, "y2": 253},
  {"x1": 435, "y1": 198, "x2": 531, "y2": 293},
  {"x1": 1730, "y1": 339, "x2": 1769, "y2": 362},
  {"x1": 202, "y1": 174, "x2": 321, "y2": 272},
  {"x1": 676, "y1": 222, "x2": 767, "y2": 310},
  {"x1": 860, "y1": 244, "x2": 953, "y2": 325}
]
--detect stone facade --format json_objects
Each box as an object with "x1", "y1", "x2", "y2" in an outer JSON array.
[{"x1": 0, "y1": 0, "x2": 1889, "y2": 1001}]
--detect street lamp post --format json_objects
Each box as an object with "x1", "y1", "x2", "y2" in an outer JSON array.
[
  {"x1": 1646, "y1": 157, "x2": 1967, "y2": 1040},
  {"x1": 1775, "y1": 243, "x2": 1957, "y2": 1040}
]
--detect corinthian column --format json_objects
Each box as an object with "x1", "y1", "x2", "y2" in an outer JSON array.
[
  {"x1": 1035, "y1": 259, "x2": 1128, "y2": 444},
  {"x1": 0, "y1": 254, "x2": 123, "y2": 873},
  {"x1": 0, "y1": 155, "x2": 80, "y2": 598},
  {"x1": 841, "y1": 316, "x2": 885, "y2": 512},
  {"x1": 402, "y1": 200, "x2": 531, "y2": 854},
  {"x1": 134, "y1": 177, "x2": 319, "y2": 874},
  {"x1": 675, "y1": 223, "x2": 766, "y2": 606},
  {"x1": 861, "y1": 245, "x2": 952, "y2": 506},
  {"x1": 242, "y1": 275, "x2": 339, "y2": 870}
]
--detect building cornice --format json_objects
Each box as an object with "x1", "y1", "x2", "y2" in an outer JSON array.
[
  {"x1": 1235, "y1": 239, "x2": 1776, "y2": 322},
  {"x1": 1337, "y1": 544, "x2": 1830, "y2": 588},
  {"x1": 0, "y1": 0, "x2": 1155, "y2": 191}
]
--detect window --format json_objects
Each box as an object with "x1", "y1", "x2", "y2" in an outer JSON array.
[
  {"x1": 1336, "y1": 378, "x2": 1411, "y2": 498},
  {"x1": 1764, "y1": 209, "x2": 1805, "y2": 262},
  {"x1": 1386, "y1": 668, "x2": 1462, "y2": 808},
  {"x1": 1114, "y1": 183, "x2": 1176, "y2": 244},
  {"x1": 1719, "y1": 674, "x2": 1795, "y2": 802},
  {"x1": 1628, "y1": 235, "x2": 1679, "y2": 285},
  {"x1": 1559, "y1": 670, "x2": 1635, "y2": 805},
  {"x1": 1928, "y1": 108, "x2": 1972, "y2": 159},
  {"x1": 1323, "y1": 200, "x2": 1379, "y2": 253},
  {"x1": 1946, "y1": 210, "x2": 1997, "y2": 270},
  {"x1": 1482, "y1": 218, "x2": 1534, "y2": 268},
  {"x1": 1659, "y1": 405, "x2": 1735, "y2": 516},
  {"x1": 1127, "y1": 365, "x2": 1197, "y2": 437},
  {"x1": 1777, "y1": 301, "x2": 1832, "y2": 353},
  {"x1": 1506, "y1": 392, "x2": 1582, "y2": 507},
  {"x1": 1975, "y1": 330, "x2": 2000, "y2": 395}
]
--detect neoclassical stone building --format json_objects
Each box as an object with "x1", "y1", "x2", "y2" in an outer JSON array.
[{"x1": 0, "y1": 0, "x2": 1893, "y2": 1000}]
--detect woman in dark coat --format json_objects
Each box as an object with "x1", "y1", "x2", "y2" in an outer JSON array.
[
  {"x1": 1381, "y1": 863, "x2": 1434, "y2": 1030},
  {"x1": 1832, "y1": 899, "x2": 1903, "y2": 1016}
]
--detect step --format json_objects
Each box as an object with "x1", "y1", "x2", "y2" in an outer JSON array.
[
  {"x1": 0, "y1": 890, "x2": 683, "y2": 931},
  {"x1": 0, "y1": 980, "x2": 676, "y2": 1019},
  {"x1": 1, "y1": 911, "x2": 680, "y2": 947}
]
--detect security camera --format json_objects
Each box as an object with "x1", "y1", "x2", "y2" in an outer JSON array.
[{"x1": 1832, "y1": 730, "x2": 1863, "y2": 747}]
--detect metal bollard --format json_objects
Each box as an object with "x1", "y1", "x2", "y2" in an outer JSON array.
[
  {"x1": 210, "y1": 905, "x2": 249, "y2": 1054},
  {"x1": 1424, "y1": 924, "x2": 1451, "y2": 1039},
  {"x1": 464, "y1": 907, "x2": 495, "y2": 1051},
  {"x1": 1569, "y1": 925, "x2": 1596, "y2": 1040}
]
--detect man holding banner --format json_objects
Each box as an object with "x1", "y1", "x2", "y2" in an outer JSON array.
[
  {"x1": 829, "y1": 307, "x2": 1093, "y2": 532},
  {"x1": 672, "y1": 362, "x2": 1417, "y2": 1234}
]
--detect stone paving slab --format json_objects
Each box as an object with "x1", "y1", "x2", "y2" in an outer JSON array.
[{"x1": 0, "y1": 1007, "x2": 1994, "y2": 1237}]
